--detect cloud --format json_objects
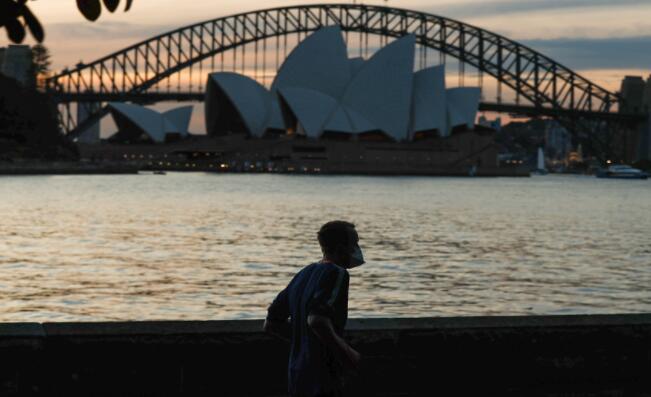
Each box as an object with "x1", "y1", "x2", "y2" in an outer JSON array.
[
  {"x1": 430, "y1": 0, "x2": 649, "y2": 19},
  {"x1": 47, "y1": 21, "x2": 177, "y2": 42},
  {"x1": 42, "y1": 21, "x2": 179, "y2": 68},
  {"x1": 522, "y1": 36, "x2": 651, "y2": 70},
  {"x1": 32, "y1": 10, "x2": 651, "y2": 79}
]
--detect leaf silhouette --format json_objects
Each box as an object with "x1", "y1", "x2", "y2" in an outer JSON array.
[
  {"x1": 20, "y1": 4, "x2": 44, "y2": 43},
  {"x1": 125, "y1": 0, "x2": 133, "y2": 12},
  {"x1": 5, "y1": 18, "x2": 25, "y2": 43},
  {"x1": 76, "y1": 0, "x2": 102, "y2": 22},
  {"x1": 0, "y1": 1, "x2": 20, "y2": 27},
  {"x1": 102, "y1": 0, "x2": 120, "y2": 13}
]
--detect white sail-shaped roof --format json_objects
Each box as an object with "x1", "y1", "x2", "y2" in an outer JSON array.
[
  {"x1": 344, "y1": 106, "x2": 377, "y2": 133},
  {"x1": 340, "y1": 35, "x2": 416, "y2": 141},
  {"x1": 271, "y1": 26, "x2": 351, "y2": 99},
  {"x1": 447, "y1": 87, "x2": 481, "y2": 131},
  {"x1": 322, "y1": 104, "x2": 377, "y2": 134},
  {"x1": 322, "y1": 106, "x2": 353, "y2": 133},
  {"x1": 206, "y1": 72, "x2": 271, "y2": 137},
  {"x1": 277, "y1": 86, "x2": 338, "y2": 138},
  {"x1": 108, "y1": 102, "x2": 167, "y2": 143},
  {"x1": 201, "y1": 27, "x2": 482, "y2": 141},
  {"x1": 162, "y1": 106, "x2": 193, "y2": 135},
  {"x1": 267, "y1": 99, "x2": 285, "y2": 130},
  {"x1": 411, "y1": 65, "x2": 448, "y2": 137},
  {"x1": 348, "y1": 57, "x2": 365, "y2": 76}
]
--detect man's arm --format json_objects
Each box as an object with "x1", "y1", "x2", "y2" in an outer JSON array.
[
  {"x1": 264, "y1": 286, "x2": 291, "y2": 342},
  {"x1": 263, "y1": 318, "x2": 291, "y2": 342},
  {"x1": 307, "y1": 314, "x2": 360, "y2": 371}
]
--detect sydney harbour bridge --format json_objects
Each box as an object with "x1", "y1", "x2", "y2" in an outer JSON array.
[{"x1": 43, "y1": 4, "x2": 648, "y2": 161}]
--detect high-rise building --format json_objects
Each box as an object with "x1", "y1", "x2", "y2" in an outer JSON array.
[
  {"x1": 620, "y1": 76, "x2": 646, "y2": 114},
  {"x1": 0, "y1": 45, "x2": 33, "y2": 87},
  {"x1": 620, "y1": 76, "x2": 651, "y2": 162},
  {"x1": 643, "y1": 75, "x2": 651, "y2": 112}
]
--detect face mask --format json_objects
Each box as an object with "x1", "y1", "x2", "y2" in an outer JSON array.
[{"x1": 348, "y1": 244, "x2": 365, "y2": 268}]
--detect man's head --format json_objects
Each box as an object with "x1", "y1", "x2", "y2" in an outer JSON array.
[{"x1": 317, "y1": 221, "x2": 365, "y2": 269}]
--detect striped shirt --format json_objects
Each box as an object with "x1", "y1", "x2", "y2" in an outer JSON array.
[{"x1": 267, "y1": 262, "x2": 350, "y2": 397}]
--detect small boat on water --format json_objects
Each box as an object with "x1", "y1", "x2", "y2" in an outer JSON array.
[{"x1": 596, "y1": 164, "x2": 648, "y2": 179}]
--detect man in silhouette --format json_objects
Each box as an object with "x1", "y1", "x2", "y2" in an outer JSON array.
[{"x1": 264, "y1": 220, "x2": 364, "y2": 397}]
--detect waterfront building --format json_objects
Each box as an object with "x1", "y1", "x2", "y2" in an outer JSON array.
[
  {"x1": 107, "y1": 103, "x2": 193, "y2": 144},
  {"x1": 83, "y1": 27, "x2": 524, "y2": 175},
  {"x1": 205, "y1": 26, "x2": 481, "y2": 141},
  {"x1": 0, "y1": 45, "x2": 33, "y2": 87}
]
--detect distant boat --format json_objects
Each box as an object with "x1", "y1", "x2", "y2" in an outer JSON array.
[
  {"x1": 531, "y1": 147, "x2": 548, "y2": 175},
  {"x1": 153, "y1": 170, "x2": 167, "y2": 175},
  {"x1": 596, "y1": 165, "x2": 648, "y2": 179}
]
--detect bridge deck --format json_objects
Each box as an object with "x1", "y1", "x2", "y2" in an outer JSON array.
[{"x1": 53, "y1": 92, "x2": 647, "y2": 122}]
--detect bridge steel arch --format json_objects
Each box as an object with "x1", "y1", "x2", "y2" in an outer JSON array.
[{"x1": 45, "y1": 3, "x2": 621, "y2": 135}]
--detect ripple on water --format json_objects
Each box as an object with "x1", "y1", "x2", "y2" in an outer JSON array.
[{"x1": 0, "y1": 174, "x2": 649, "y2": 321}]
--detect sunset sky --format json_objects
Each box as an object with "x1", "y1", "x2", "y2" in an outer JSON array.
[{"x1": 2, "y1": 0, "x2": 649, "y2": 133}]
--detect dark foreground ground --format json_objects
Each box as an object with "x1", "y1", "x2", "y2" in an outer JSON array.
[{"x1": 1, "y1": 314, "x2": 650, "y2": 396}]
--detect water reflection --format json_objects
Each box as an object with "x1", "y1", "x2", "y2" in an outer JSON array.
[{"x1": 0, "y1": 173, "x2": 649, "y2": 321}]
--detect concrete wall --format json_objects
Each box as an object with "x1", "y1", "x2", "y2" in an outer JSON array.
[{"x1": 1, "y1": 314, "x2": 650, "y2": 396}]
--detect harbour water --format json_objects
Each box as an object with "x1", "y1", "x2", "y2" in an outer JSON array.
[{"x1": 0, "y1": 173, "x2": 649, "y2": 322}]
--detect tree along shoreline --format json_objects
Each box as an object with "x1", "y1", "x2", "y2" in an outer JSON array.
[{"x1": 0, "y1": 74, "x2": 78, "y2": 162}]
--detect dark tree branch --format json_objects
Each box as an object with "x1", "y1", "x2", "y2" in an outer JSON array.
[{"x1": 1, "y1": 0, "x2": 135, "y2": 44}]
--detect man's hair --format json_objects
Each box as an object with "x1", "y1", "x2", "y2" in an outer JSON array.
[{"x1": 318, "y1": 221, "x2": 356, "y2": 256}]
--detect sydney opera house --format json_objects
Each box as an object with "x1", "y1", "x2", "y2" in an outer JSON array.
[
  {"x1": 205, "y1": 26, "x2": 480, "y2": 141},
  {"x1": 82, "y1": 26, "x2": 514, "y2": 175}
]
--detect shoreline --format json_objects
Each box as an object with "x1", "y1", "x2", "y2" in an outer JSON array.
[
  {"x1": 0, "y1": 161, "x2": 139, "y2": 175},
  {"x1": 0, "y1": 161, "x2": 529, "y2": 177}
]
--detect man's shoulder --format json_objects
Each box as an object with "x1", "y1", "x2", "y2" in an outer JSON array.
[
  {"x1": 316, "y1": 262, "x2": 349, "y2": 282},
  {"x1": 298, "y1": 262, "x2": 319, "y2": 275},
  {"x1": 290, "y1": 262, "x2": 320, "y2": 282}
]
